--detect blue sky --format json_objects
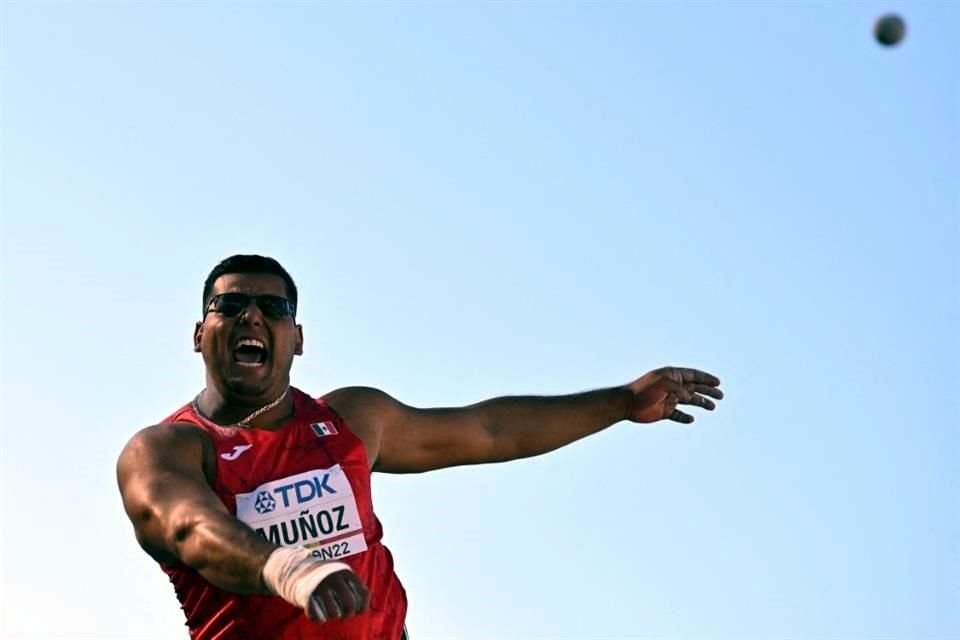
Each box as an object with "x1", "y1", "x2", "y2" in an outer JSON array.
[{"x1": 1, "y1": 2, "x2": 957, "y2": 638}]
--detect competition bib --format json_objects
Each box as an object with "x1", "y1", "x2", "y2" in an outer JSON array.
[{"x1": 235, "y1": 465, "x2": 367, "y2": 561}]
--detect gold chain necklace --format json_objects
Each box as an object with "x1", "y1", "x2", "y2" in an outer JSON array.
[{"x1": 192, "y1": 387, "x2": 290, "y2": 428}]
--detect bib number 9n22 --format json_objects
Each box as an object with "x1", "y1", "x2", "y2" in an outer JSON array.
[{"x1": 311, "y1": 541, "x2": 351, "y2": 561}]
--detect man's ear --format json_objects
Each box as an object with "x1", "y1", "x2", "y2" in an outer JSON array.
[
  {"x1": 194, "y1": 321, "x2": 203, "y2": 353},
  {"x1": 295, "y1": 325, "x2": 304, "y2": 356}
]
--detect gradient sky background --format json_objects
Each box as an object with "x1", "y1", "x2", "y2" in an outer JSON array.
[{"x1": 1, "y1": 2, "x2": 957, "y2": 639}]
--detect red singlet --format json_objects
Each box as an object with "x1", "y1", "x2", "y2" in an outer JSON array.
[{"x1": 159, "y1": 387, "x2": 407, "y2": 639}]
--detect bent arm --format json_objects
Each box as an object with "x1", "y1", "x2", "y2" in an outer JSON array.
[
  {"x1": 325, "y1": 386, "x2": 633, "y2": 474},
  {"x1": 116, "y1": 423, "x2": 275, "y2": 594}
]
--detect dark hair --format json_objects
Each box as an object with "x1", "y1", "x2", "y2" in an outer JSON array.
[{"x1": 202, "y1": 254, "x2": 299, "y2": 316}]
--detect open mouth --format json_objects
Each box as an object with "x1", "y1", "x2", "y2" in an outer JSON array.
[{"x1": 233, "y1": 338, "x2": 268, "y2": 367}]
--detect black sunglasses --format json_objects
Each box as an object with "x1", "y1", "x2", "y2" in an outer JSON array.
[{"x1": 205, "y1": 293, "x2": 296, "y2": 320}]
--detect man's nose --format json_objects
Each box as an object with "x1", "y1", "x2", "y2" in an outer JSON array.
[{"x1": 237, "y1": 301, "x2": 265, "y2": 325}]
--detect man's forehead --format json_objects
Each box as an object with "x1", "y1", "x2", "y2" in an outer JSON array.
[{"x1": 212, "y1": 273, "x2": 288, "y2": 296}]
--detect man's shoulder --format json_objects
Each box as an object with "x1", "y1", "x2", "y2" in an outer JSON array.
[
  {"x1": 120, "y1": 421, "x2": 215, "y2": 465},
  {"x1": 118, "y1": 421, "x2": 217, "y2": 484},
  {"x1": 135, "y1": 420, "x2": 212, "y2": 443},
  {"x1": 321, "y1": 385, "x2": 393, "y2": 408},
  {"x1": 321, "y1": 386, "x2": 402, "y2": 438}
]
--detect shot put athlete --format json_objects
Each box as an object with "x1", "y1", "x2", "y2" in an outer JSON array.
[{"x1": 116, "y1": 254, "x2": 724, "y2": 639}]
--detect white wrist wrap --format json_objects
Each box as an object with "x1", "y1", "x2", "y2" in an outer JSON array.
[{"x1": 261, "y1": 547, "x2": 352, "y2": 610}]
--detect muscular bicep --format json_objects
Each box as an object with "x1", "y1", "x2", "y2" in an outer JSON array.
[
  {"x1": 324, "y1": 387, "x2": 500, "y2": 474},
  {"x1": 116, "y1": 423, "x2": 226, "y2": 564}
]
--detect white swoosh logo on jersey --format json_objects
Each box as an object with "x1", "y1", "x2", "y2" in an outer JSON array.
[{"x1": 220, "y1": 444, "x2": 253, "y2": 461}]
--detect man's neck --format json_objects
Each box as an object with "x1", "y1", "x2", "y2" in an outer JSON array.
[{"x1": 196, "y1": 386, "x2": 295, "y2": 429}]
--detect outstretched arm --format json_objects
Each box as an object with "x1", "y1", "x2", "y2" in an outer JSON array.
[
  {"x1": 116, "y1": 423, "x2": 368, "y2": 622},
  {"x1": 324, "y1": 366, "x2": 722, "y2": 474}
]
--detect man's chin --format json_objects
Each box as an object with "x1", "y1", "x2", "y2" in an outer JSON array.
[{"x1": 223, "y1": 373, "x2": 273, "y2": 399}]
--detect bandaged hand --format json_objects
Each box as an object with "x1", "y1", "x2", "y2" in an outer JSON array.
[{"x1": 262, "y1": 547, "x2": 370, "y2": 622}]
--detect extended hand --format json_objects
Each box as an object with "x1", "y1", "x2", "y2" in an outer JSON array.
[
  {"x1": 626, "y1": 367, "x2": 723, "y2": 424},
  {"x1": 305, "y1": 569, "x2": 370, "y2": 623}
]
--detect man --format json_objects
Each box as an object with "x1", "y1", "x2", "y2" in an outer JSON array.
[{"x1": 117, "y1": 254, "x2": 723, "y2": 639}]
